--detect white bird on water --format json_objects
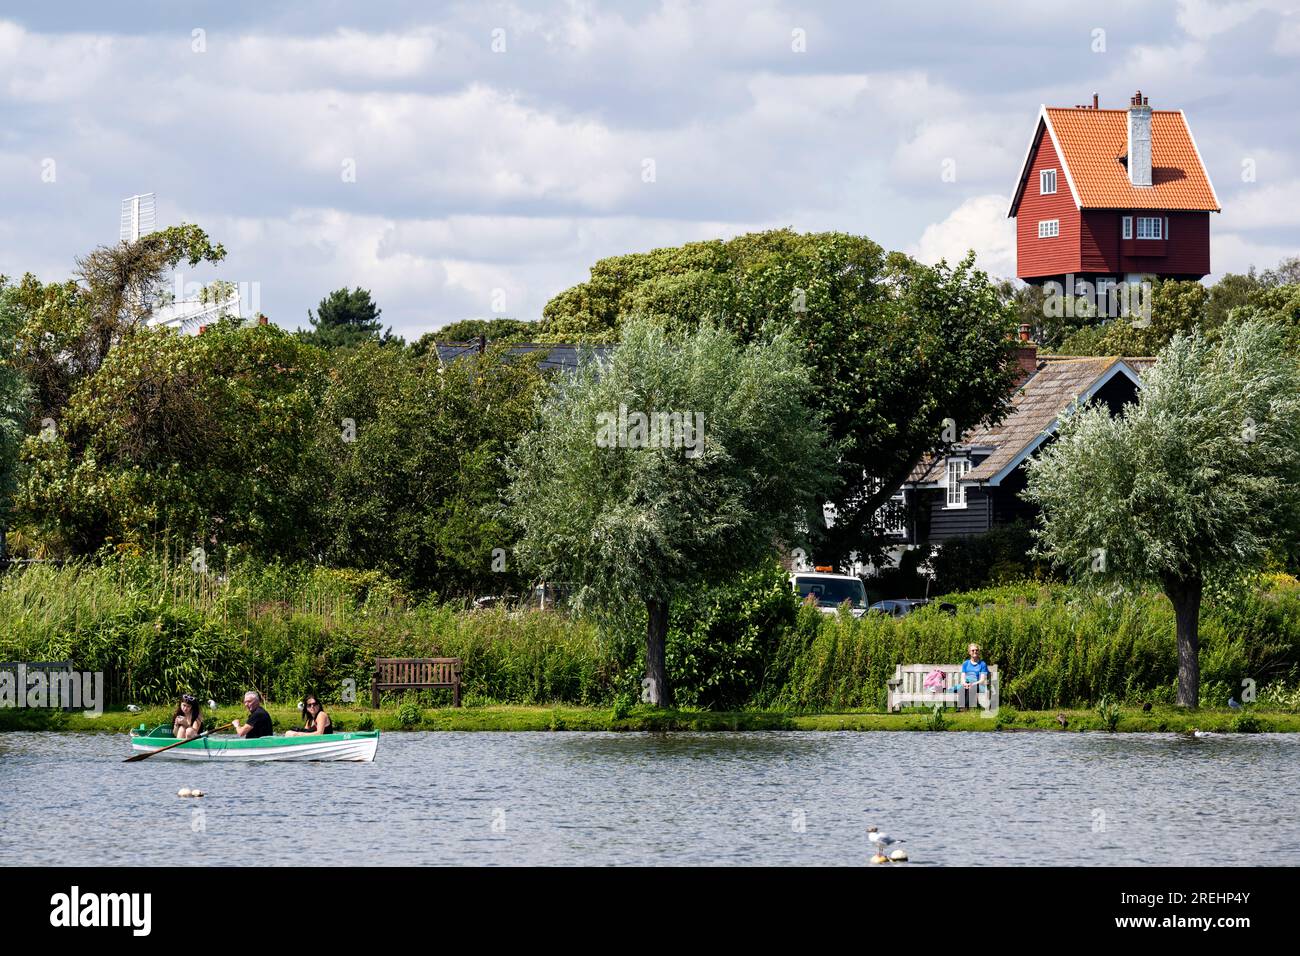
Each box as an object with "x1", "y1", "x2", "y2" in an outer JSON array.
[{"x1": 867, "y1": 826, "x2": 907, "y2": 862}]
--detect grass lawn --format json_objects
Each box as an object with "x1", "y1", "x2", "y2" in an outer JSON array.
[{"x1": 2, "y1": 703, "x2": 1297, "y2": 734}]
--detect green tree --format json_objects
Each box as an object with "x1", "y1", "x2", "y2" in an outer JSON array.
[
  {"x1": 8, "y1": 226, "x2": 227, "y2": 419},
  {"x1": 317, "y1": 341, "x2": 544, "y2": 595},
  {"x1": 0, "y1": 280, "x2": 34, "y2": 555},
  {"x1": 539, "y1": 230, "x2": 1019, "y2": 563},
  {"x1": 18, "y1": 324, "x2": 325, "y2": 559},
  {"x1": 412, "y1": 318, "x2": 540, "y2": 354},
  {"x1": 506, "y1": 317, "x2": 835, "y2": 706},
  {"x1": 300, "y1": 287, "x2": 398, "y2": 348},
  {"x1": 1024, "y1": 319, "x2": 1300, "y2": 706},
  {"x1": 1055, "y1": 279, "x2": 1210, "y2": 356}
]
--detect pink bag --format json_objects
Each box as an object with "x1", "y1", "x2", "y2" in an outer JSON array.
[{"x1": 923, "y1": 668, "x2": 947, "y2": 691}]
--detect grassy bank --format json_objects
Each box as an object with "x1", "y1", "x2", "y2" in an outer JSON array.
[
  {"x1": 3, "y1": 558, "x2": 1300, "y2": 713},
  {"x1": 4, "y1": 703, "x2": 1300, "y2": 734}
]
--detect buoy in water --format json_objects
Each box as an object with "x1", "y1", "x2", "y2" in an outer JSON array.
[
  {"x1": 177, "y1": 787, "x2": 193, "y2": 798},
  {"x1": 871, "y1": 853, "x2": 889, "y2": 864},
  {"x1": 191, "y1": 788, "x2": 204, "y2": 798},
  {"x1": 889, "y1": 848, "x2": 909, "y2": 862}
]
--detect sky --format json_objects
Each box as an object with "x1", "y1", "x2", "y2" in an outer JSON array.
[{"x1": 2, "y1": 0, "x2": 1299, "y2": 340}]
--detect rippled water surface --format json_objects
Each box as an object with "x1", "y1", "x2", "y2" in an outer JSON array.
[{"x1": 1, "y1": 731, "x2": 1296, "y2": 865}]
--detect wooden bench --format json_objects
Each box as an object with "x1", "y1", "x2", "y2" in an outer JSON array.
[
  {"x1": 887, "y1": 663, "x2": 999, "y2": 712},
  {"x1": 371, "y1": 658, "x2": 462, "y2": 708}
]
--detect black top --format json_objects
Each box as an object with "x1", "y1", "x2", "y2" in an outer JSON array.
[
  {"x1": 244, "y1": 706, "x2": 273, "y2": 739},
  {"x1": 302, "y1": 713, "x2": 333, "y2": 735}
]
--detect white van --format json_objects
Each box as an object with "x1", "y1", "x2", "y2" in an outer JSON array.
[{"x1": 790, "y1": 569, "x2": 868, "y2": 617}]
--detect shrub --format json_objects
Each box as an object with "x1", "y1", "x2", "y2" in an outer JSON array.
[{"x1": 397, "y1": 696, "x2": 423, "y2": 728}]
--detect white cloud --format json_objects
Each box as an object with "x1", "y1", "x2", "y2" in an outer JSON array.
[{"x1": 909, "y1": 195, "x2": 1016, "y2": 280}]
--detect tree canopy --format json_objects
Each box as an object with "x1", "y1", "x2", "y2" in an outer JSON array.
[
  {"x1": 506, "y1": 316, "x2": 836, "y2": 705},
  {"x1": 538, "y1": 229, "x2": 1020, "y2": 564},
  {"x1": 299, "y1": 286, "x2": 399, "y2": 348},
  {"x1": 1025, "y1": 319, "x2": 1300, "y2": 705}
]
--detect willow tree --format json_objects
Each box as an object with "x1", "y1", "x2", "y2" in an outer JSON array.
[
  {"x1": 506, "y1": 317, "x2": 835, "y2": 706},
  {"x1": 1025, "y1": 319, "x2": 1300, "y2": 706}
]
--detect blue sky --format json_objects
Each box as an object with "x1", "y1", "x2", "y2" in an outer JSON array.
[{"x1": 2, "y1": 0, "x2": 1298, "y2": 338}]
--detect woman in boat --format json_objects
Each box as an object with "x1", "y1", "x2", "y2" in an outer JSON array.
[
  {"x1": 171, "y1": 694, "x2": 204, "y2": 740},
  {"x1": 285, "y1": 694, "x2": 333, "y2": 736}
]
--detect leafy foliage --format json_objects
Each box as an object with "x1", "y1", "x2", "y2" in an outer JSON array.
[
  {"x1": 539, "y1": 230, "x2": 1020, "y2": 562},
  {"x1": 317, "y1": 341, "x2": 545, "y2": 596},
  {"x1": 17, "y1": 324, "x2": 326, "y2": 558},
  {"x1": 1026, "y1": 320, "x2": 1300, "y2": 704},
  {"x1": 299, "y1": 287, "x2": 398, "y2": 348}
]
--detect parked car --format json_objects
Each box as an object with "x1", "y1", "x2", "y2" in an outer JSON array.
[
  {"x1": 867, "y1": 598, "x2": 957, "y2": 618},
  {"x1": 790, "y1": 570, "x2": 869, "y2": 617}
]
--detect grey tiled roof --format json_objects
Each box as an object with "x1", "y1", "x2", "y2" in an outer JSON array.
[{"x1": 907, "y1": 355, "x2": 1149, "y2": 486}]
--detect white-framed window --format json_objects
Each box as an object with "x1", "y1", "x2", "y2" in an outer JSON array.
[
  {"x1": 1122, "y1": 216, "x2": 1133, "y2": 239},
  {"x1": 945, "y1": 457, "x2": 971, "y2": 509},
  {"x1": 1164, "y1": 217, "x2": 1170, "y2": 240},
  {"x1": 1040, "y1": 168, "x2": 1057, "y2": 195},
  {"x1": 1136, "y1": 216, "x2": 1162, "y2": 239},
  {"x1": 1037, "y1": 219, "x2": 1060, "y2": 239}
]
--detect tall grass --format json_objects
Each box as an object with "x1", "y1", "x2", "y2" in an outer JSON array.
[{"x1": 3, "y1": 560, "x2": 1298, "y2": 711}]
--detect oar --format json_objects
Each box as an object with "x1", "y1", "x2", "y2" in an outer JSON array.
[{"x1": 124, "y1": 721, "x2": 235, "y2": 762}]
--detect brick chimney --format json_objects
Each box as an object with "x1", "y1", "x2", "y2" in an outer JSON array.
[
  {"x1": 1127, "y1": 90, "x2": 1152, "y2": 187},
  {"x1": 1015, "y1": 324, "x2": 1038, "y2": 385}
]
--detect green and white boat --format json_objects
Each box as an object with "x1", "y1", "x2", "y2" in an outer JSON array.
[{"x1": 128, "y1": 727, "x2": 380, "y2": 762}]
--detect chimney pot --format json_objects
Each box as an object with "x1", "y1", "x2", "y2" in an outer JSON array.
[
  {"x1": 1092, "y1": 92, "x2": 1099, "y2": 109},
  {"x1": 1127, "y1": 91, "x2": 1153, "y2": 187}
]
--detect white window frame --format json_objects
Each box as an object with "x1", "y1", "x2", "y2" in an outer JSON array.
[
  {"x1": 1037, "y1": 219, "x2": 1059, "y2": 239},
  {"x1": 1122, "y1": 216, "x2": 1133, "y2": 239},
  {"x1": 945, "y1": 457, "x2": 971, "y2": 509},
  {"x1": 1136, "y1": 216, "x2": 1162, "y2": 239},
  {"x1": 1040, "y1": 168, "x2": 1057, "y2": 195},
  {"x1": 1164, "y1": 216, "x2": 1169, "y2": 240}
]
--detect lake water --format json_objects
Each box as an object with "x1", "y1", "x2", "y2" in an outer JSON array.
[{"x1": 1, "y1": 731, "x2": 1296, "y2": 866}]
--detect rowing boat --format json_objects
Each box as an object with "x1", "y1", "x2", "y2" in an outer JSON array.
[{"x1": 128, "y1": 728, "x2": 379, "y2": 762}]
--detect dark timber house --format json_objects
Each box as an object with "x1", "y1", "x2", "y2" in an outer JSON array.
[{"x1": 893, "y1": 346, "x2": 1150, "y2": 547}]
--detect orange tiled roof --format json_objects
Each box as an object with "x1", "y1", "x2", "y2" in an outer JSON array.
[{"x1": 1043, "y1": 107, "x2": 1219, "y2": 212}]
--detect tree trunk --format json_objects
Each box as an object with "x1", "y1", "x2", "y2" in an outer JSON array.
[
  {"x1": 644, "y1": 598, "x2": 671, "y2": 708},
  {"x1": 1165, "y1": 576, "x2": 1203, "y2": 708}
]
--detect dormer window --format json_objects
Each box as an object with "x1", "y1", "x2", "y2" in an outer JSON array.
[
  {"x1": 945, "y1": 457, "x2": 971, "y2": 508},
  {"x1": 1040, "y1": 169, "x2": 1057, "y2": 194}
]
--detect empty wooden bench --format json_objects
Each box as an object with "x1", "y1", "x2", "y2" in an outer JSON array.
[
  {"x1": 371, "y1": 657, "x2": 463, "y2": 708},
  {"x1": 887, "y1": 663, "x2": 999, "y2": 712}
]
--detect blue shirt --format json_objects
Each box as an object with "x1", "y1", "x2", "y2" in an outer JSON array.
[{"x1": 960, "y1": 659, "x2": 988, "y2": 684}]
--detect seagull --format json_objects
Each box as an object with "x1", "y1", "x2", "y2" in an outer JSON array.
[
  {"x1": 1192, "y1": 729, "x2": 1213, "y2": 738},
  {"x1": 867, "y1": 826, "x2": 905, "y2": 863},
  {"x1": 1228, "y1": 697, "x2": 1241, "y2": 710},
  {"x1": 207, "y1": 699, "x2": 217, "y2": 710}
]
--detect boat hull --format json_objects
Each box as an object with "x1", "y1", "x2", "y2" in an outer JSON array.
[{"x1": 129, "y1": 731, "x2": 379, "y2": 762}]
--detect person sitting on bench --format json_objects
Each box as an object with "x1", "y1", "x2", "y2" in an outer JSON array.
[{"x1": 956, "y1": 644, "x2": 989, "y2": 709}]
